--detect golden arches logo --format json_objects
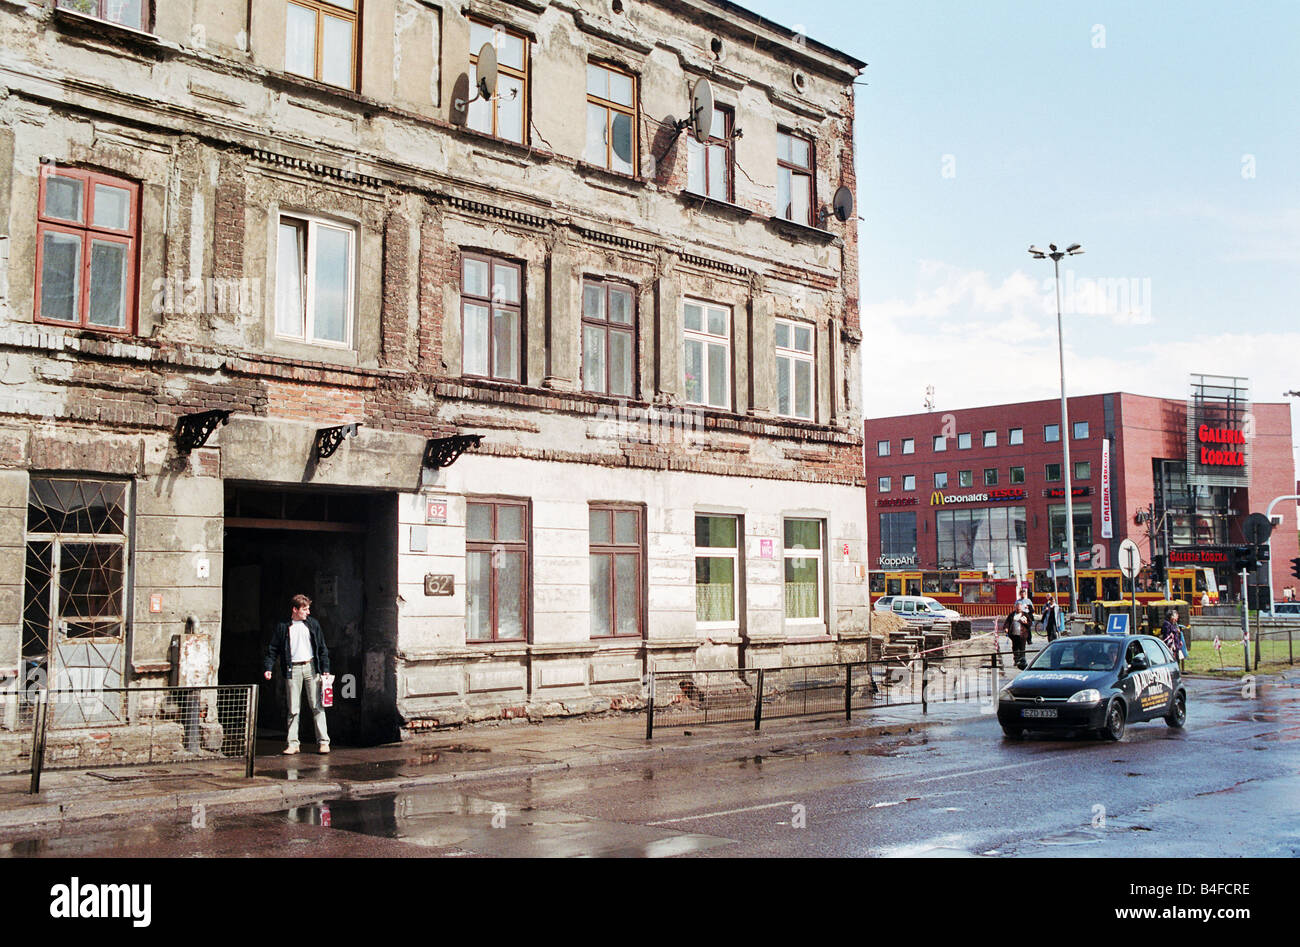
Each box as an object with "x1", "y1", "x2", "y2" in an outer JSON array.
[{"x1": 930, "y1": 490, "x2": 946, "y2": 506}]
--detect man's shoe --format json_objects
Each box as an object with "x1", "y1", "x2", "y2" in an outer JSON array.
[
  {"x1": 319, "y1": 744, "x2": 330, "y2": 754},
  {"x1": 282, "y1": 746, "x2": 299, "y2": 755}
]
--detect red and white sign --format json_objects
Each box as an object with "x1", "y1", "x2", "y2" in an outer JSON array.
[
  {"x1": 760, "y1": 539, "x2": 773, "y2": 559},
  {"x1": 1100, "y1": 438, "x2": 1113, "y2": 539},
  {"x1": 149, "y1": 592, "x2": 163, "y2": 614},
  {"x1": 425, "y1": 497, "x2": 448, "y2": 524}
]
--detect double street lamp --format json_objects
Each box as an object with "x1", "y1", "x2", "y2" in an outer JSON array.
[{"x1": 1029, "y1": 242, "x2": 1085, "y2": 617}]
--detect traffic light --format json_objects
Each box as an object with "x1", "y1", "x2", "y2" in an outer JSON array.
[
  {"x1": 1232, "y1": 545, "x2": 1257, "y2": 572},
  {"x1": 1291, "y1": 556, "x2": 1300, "y2": 581},
  {"x1": 1150, "y1": 554, "x2": 1166, "y2": 585}
]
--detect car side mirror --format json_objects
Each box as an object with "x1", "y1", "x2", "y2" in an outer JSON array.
[{"x1": 1129, "y1": 653, "x2": 1149, "y2": 672}]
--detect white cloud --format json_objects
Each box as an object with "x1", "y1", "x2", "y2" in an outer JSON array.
[{"x1": 861, "y1": 263, "x2": 1300, "y2": 462}]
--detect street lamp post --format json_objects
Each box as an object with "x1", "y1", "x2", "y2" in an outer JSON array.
[{"x1": 1030, "y1": 243, "x2": 1085, "y2": 618}]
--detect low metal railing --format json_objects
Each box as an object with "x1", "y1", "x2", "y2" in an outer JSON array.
[
  {"x1": 646, "y1": 647, "x2": 1010, "y2": 737},
  {"x1": 4, "y1": 684, "x2": 258, "y2": 793}
]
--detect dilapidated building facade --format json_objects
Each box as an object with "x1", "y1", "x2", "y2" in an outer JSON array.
[{"x1": 0, "y1": 0, "x2": 868, "y2": 746}]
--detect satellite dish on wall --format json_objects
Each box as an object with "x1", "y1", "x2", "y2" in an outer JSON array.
[
  {"x1": 832, "y1": 185, "x2": 854, "y2": 222},
  {"x1": 475, "y1": 42, "x2": 498, "y2": 100},
  {"x1": 689, "y1": 78, "x2": 714, "y2": 140}
]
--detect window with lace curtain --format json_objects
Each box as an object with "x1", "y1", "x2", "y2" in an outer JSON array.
[{"x1": 695, "y1": 514, "x2": 740, "y2": 625}]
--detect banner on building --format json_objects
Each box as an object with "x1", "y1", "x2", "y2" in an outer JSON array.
[{"x1": 1100, "y1": 437, "x2": 1113, "y2": 539}]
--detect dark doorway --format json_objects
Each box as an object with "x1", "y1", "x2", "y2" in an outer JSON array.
[{"x1": 220, "y1": 486, "x2": 399, "y2": 747}]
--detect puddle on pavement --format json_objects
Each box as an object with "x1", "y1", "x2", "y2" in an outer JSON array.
[{"x1": 279, "y1": 790, "x2": 735, "y2": 858}]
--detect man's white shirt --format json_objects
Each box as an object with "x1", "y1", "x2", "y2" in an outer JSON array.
[{"x1": 289, "y1": 620, "x2": 313, "y2": 663}]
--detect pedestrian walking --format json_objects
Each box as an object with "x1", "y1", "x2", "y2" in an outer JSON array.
[
  {"x1": 1042, "y1": 595, "x2": 1063, "y2": 642},
  {"x1": 264, "y1": 593, "x2": 331, "y2": 755},
  {"x1": 1161, "y1": 607, "x2": 1187, "y2": 672},
  {"x1": 1017, "y1": 589, "x2": 1036, "y2": 639},
  {"x1": 1005, "y1": 603, "x2": 1030, "y2": 670}
]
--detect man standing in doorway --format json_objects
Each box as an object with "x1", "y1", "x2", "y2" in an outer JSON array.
[{"x1": 264, "y1": 594, "x2": 331, "y2": 755}]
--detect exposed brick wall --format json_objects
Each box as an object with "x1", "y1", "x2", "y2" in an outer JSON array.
[
  {"x1": 380, "y1": 208, "x2": 411, "y2": 370},
  {"x1": 212, "y1": 150, "x2": 246, "y2": 281},
  {"x1": 416, "y1": 208, "x2": 452, "y2": 374}
]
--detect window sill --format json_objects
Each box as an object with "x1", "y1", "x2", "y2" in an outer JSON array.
[
  {"x1": 34, "y1": 319, "x2": 136, "y2": 340},
  {"x1": 263, "y1": 70, "x2": 374, "y2": 112},
  {"x1": 678, "y1": 191, "x2": 753, "y2": 221},
  {"x1": 766, "y1": 215, "x2": 840, "y2": 246},
  {"x1": 51, "y1": 7, "x2": 170, "y2": 60},
  {"x1": 456, "y1": 125, "x2": 556, "y2": 164},
  {"x1": 574, "y1": 160, "x2": 647, "y2": 194}
]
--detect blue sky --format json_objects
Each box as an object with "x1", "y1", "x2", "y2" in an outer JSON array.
[{"x1": 744, "y1": 0, "x2": 1300, "y2": 465}]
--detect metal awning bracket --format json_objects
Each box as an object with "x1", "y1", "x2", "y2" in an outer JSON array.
[
  {"x1": 423, "y1": 434, "x2": 483, "y2": 469},
  {"x1": 174, "y1": 409, "x2": 232, "y2": 453}
]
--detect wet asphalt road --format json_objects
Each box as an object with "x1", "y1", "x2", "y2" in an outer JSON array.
[{"x1": 4, "y1": 672, "x2": 1297, "y2": 858}]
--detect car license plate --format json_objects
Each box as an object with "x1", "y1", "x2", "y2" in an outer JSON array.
[{"x1": 1022, "y1": 708, "x2": 1057, "y2": 718}]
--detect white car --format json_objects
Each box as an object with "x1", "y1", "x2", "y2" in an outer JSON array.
[{"x1": 888, "y1": 595, "x2": 961, "y2": 623}]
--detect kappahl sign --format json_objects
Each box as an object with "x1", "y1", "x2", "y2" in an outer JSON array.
[{"x1": 930, "y1": 488, "x2": 1026, "y2": 506}]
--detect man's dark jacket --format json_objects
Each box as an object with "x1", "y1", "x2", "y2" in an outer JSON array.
[{"x1": 264, "y1": 617, "x2": 330, "y2": 678}]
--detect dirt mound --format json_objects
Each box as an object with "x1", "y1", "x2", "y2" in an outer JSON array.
[{"x1": 870, "y1": 610, "x2": 909, "y2": 635}]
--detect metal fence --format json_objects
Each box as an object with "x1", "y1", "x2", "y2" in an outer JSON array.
[
  {"x1": 5, "y1": 684, "x2": 258, "y2": 793},
  {"x1": 646, "y1": 649, "x2": 1009, "y2": 737}
]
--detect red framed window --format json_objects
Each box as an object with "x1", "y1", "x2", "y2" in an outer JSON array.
[
  {"x1": 466, "y1": 499, "x2": 529, "y2": 642},
  {"x1": 777, "y1": 130, "x2": 815, "y2": 225},
  {"x1": 589, "y1": 505, "x2": 643, "y2": 638},
  {"x1": 35, "y1": 165, "x2": 139, "y2": 334},
  {"x1": 686, "y1": 105, "x2": 733, "y2": 201},
  {"x1": 461, "y1": 253, "x2": 523, "y2": 383},
  {"x1": 581, "y1": 279, "x2": 636, "y2": 397}
]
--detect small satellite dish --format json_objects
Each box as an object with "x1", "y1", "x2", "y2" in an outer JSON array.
[
  {"x1": 832, "y1": 185, "x2": 854, "y2": 222},
  {"x1": 689, "y1": 78, "x2": 714, "y2": 141},
  {"x1": 475, "y1": 42, "x2": 498, "y2": 100}
]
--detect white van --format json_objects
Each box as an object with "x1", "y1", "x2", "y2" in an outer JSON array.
[{"x1": 888, "y1": 596, "x2": 961, "y2": 624}]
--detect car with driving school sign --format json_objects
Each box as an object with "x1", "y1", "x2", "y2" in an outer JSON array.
[{"x1": 997, "y1": 635, "x2": 1186, "y2": 741}]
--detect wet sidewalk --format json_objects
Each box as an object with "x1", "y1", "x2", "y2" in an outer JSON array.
[{"x1": 0, "y1": 698, "x2": 987, "y2": 836}]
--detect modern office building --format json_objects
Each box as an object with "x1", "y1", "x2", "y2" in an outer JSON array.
[{"x1": 865, "y1": 381, "x2": 1297, "y2": 605}]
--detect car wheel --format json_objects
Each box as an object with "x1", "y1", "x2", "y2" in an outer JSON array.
[
  {"x1": 1001, "y1": 726, "x2": 1024, "y2": 740},
  {"x1": 1102, "y1": 700, "x2": 1126, "y2": 741},
  {"x1": 1165, "y1": 691, "x2": 1186, "y2": 729}
]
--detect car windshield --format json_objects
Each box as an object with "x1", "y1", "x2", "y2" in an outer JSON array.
[
  {"x1": 1029, "y1": 639, "x2": 1121, "y2": 672},
  {"x1": 925, "y1": 602, "x2": 946, "y2": 612}
]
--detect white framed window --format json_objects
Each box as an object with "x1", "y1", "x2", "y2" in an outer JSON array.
[
  {"x1": 1045, "y1": 423, "x2": 1060, "y2": 442},
  {"x1": 933, "y1": 435, "x2": 947, "y2": 452},
  {"x1": 1009, "y1": 428, "x2": 1024, "y2": 445},
  {"x1": 934, "y1": 472, "x2": 948, "y2": 488},
  {"x1": 1073, "y1": 421, "x2": 1090, "y2": 439},
  {"x1": 877, "y1": 440, "x2": 890, "y2": 456},
  {"x1": 775, "y1": 318, "x2": 814, "y2": 420},
  {"x1": 983, "y1": 430, "x2": 996, "y2": 447},
  {"x1": 695, "y1": 514, "x2": 740, "y2": 626},
  {"x1": 275, "y1": 213, "x2": 355, "y2": 347},
  {"x1": 683, "y1": 299, "x2": 730, "y2": 409},
  {"x1": 903, "y1": 475, "x2": 916, "y2": 491},
  {"x1": 783, "y1": 518, "x2": 824, "y2": 623},
  {"x1": 878, "y1": 477, "x2": 891, "y2": 492},
  {"x1": 958, "y1": 433, "x2": 971, "y2": 449},
  {"x1": 902, "y1": 438, "x2": 915, "y2": 455}
]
